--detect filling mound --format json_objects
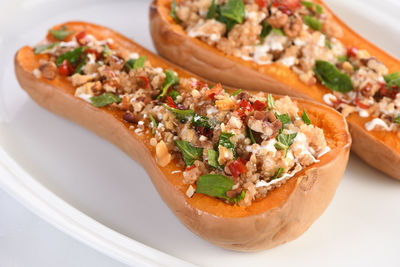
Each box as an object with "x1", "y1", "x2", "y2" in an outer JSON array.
[
  {"x1": 32, "y1": 27, "x2": 329, "y2": 206},
  {"x1": 172, "y1": 0, "x2": 400, "y2": 134}
]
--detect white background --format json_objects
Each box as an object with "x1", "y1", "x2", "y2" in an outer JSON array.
[{"x1": 0, "y1": 0, "x2": 399, "y2": 266}]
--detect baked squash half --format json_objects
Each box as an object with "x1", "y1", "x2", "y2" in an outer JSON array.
[
  {"x1": 15, "y1": 21, "x2": 350, "y2": 251},
  {"x1": 150, "y1": 0, "x2": 400, "y2": 180}
]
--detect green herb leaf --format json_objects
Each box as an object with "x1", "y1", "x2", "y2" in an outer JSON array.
[
  {"x1": 125, "y1": 56, "x2": 146, "y2": 70},
  {"x1": 49, "y1": 26, "x2": 73, "y2": 41},
  {"x1": 192, "y1": 114, "x2": 213, "y2": 129},
  {"x1": 149, "y1": 114, "x2": 158, "y2": 135},
  {"x1": 196, "y1": 174, "x2": 245, "y2": 204},
  {"x1": 260, "y1": 20, "x2": 272, "y2": 43},
  {"x1": 102, "y1": 44, "x2": 112, "y2": 57},
  {"x1": 267, "y1": 94, "x2": 275, "y2": 110},
  {"x1": 275, "y1": 113, "x2": 291, "y2": 126},
  {"x1": 271, "y1": 28, "x2": 285, "y2": 36},
  {"x1": 216, "y1": 14, "x2": 237, "y2": 33},
  {"x1": 217, "y1": 132, "x2": 236, "y2": 159},
  {"x1": 170, "y1": 0, "x2": 182, "y2": 23},
  {"x1": 231, "y1": 89, "x2": 242, "y2": 96},
  {"x1": 168, "y1": 90, "x2": 180, "y2": 100},
  {"x1": 90, "y1": 93, "x2": 121, "y2": 107},
  {"x1": 157, "y1": 70, "x2": 179, "y2": 99},
  {"x1": 175, "y1": 140, "x2": 203, "y2": 166},
  {"x1": 301, "y1": 1, "x2": 323, "y2": 14},
  {"x1": 207, "y1": 0, "x2": 218, "y2": 19},
  {"x1": 303, "y1": 15, "x2": 322, "y2": 31},
  {"x1": 56, "y1": 46, "x2": 87, "y2": 67},
  {"x1": 313, "y1": 60, "x2": 353, "y2": 93},
  {"x1": 271, "y1": 167, "x2": 284, "y2": 180},
  {"x1": 325, "y1": 37, "x2": 332, "y2": 49},
  {"x1": 395, "y1": 115, "x2": 400, "y2": 124},
  {"x1": 163, "y1": 104, "x2": 194, "y2": 121},
  {"x1": 301, "y1": 108, "x2": 312, "y2": 125},
  {"x1": 247, "y1": 127, "x2": 256, "y2": 144},
  {"x1": 220, "y1": 0, "x2": 245, "y2": 24},
  {"x1": 337, "y1": 55, "x2": 348, "y2": 63},
  {"x1": 33, "y1": 42, "x2": 59, "y2": 54},
  {"x1": 275, "y1": 133, "x2": 297, "y2": 156},
  {"x1": 207, "y1": 149, "x2": 224, "y2": 170},
  {"x1": 73, "y1": 53, "x2": 88, "y2": 74},
  {"x1": 384, "y1": 72, "x2": 400, "y2": 88}
]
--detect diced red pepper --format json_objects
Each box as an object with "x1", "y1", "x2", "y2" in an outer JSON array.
[
  {"x1": 354, "y1": 96, "x2": 370, "y2": 109},
  {"x1": 138, "y1": 75, "x2": 149, "y2": 89},
  {"x1": 58, "y1": 59, "x2": 74, "y2": 76},
  {"x1": 84, "y1": 48, "x2": 100, "y2": 60},
  {"x1": 206, "y1": 83, "x2": 223, "y2": 100},
  {"x1": 379, "y1": 82, "x2": 398, "y2": 99},
  {"x1": 255, "y1": 0, "x2": 268, "y2": 8},
  {"x1": 186, "y1": 165, "x2": 196, "y2": 171},
  {"x1": 228, "y1": 159, "x2": 247, "y2": 178},
  {"x1": 76, "y1": 31, "x2": 88, "y2": 46},
  {"x1": 166, "y1": 96, "x2": 178, "y2": 109},
  {"x1": 235, "y1": 99, "x2": 253, "y2": 120},
  {"x1": 272, "y1": 0, "x2": 301, "y2": 14},
  {"x1": 347, "y1": 47, "x2": 358, "y2": 58},
  {"x1": 252, "y1": 100, "x2": 266, "y2": 111}
]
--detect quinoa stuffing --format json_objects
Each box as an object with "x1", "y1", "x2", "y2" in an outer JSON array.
[
  {"x1": 172, "y1": 0, "x2": 400, "y2": 134},
  {"x1": 33, "y1": 27, "x2": 330, "y2": 206}
]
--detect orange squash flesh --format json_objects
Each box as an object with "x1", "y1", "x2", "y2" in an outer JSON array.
[
  {"x1": 150, "y1": 0, "x2": 400, "y2": 180},
  {"x1": 15, "y1": 21, "x2": 350, "y2": 251}
]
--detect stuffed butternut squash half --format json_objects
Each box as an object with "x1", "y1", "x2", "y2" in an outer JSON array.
[
  {"x1": 15, "y1": 21, "x2": 350, "y2": 251},
  {"x1": 150, "y1": 0, "x2": 400, "y2": 180}
]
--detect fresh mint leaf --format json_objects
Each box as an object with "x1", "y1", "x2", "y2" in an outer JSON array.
[
  {"x1": 313, "y1": 60, "x2": 353, "y2": 93},
  {"x1": 125, "y1": 56, "x2": 146, "y2": 70},
  {"x1": 303, "y1": 15, "x2": 322, "y2": 31},
  {"x1": 395, "y1": 115, "x2": 400, "y2": 124},
  {"x1": 220, "y1": 0, "x2": 245, "y2": 24},
  {"x1": 384, "y1": 72, "x2": 400, "y2": 88},
  {"x1": 149, "y1": 114, "x2": 157, "y2": 135},
  {"x1": 192, "y1": 114, "x2": 213, "y2": 129},
  {"x1": 267, "y1": 94, "x2": 275, "y2": 110},
  {"x1": 163, "y1": 104, "x2": 194, "y2": 121},
  {"x1": 157, "y1": 70, "x2": 179, "y2": 99},
  {"x1": 207, "y1": 149, "x2": 224, "y2": 170},
  {"x1": 196, "y1": 174, "x2": 245, "y2": 204},
  {"x1": 301, "y1": 108, "x2": 312, "y2": 125},
  {"x1": 275, "y1": 133, "x2": 297, "y2": 156},
  {"x1": 260, "y1": 20, "x2": 272, "y2": 43},
  {"x1": 271, "y1": 167, "x2": 284, "y2": 180},
  {"x1": 170, "y1": 0, "x2": 182, "y2": 23},
  {"x1": 217, "y1": 132, "x2": 236, "y2": 159},
  {"x1": 90, "y1": 93, "x2": 121, "y2": 107},
  {"x1": 275, "y1": 113, "x2": 291, "y2": 126},
  {"x1": 56, "y1": 46, "x2": 87, "y2": 67},
  {"x1": 337, "y1": 55, "x2": 348, "y2": 63},
  {"x1": 168, "y1": 90, "x2": 180, "y2": 100},
  {"x1": 301, "y1": 1, "x2": 323, "y2": 14},
  {"x1": 34, "y1": 42, "x2": 59, "y2": 54},
  {"x1": 271, "y1": 28, "x2": 285, "y2": 36},
  {"x1": 175, "y1": 140, "x2": 203, "y2": 166},
  {"x1": 231, "y1": 89, "x2": 242, "y2": 96},
  {"x1": 50, "y1": 26, "x2": 73, "y2": 41},
  {"x1": 207, "y1": 0, "x2": 218, "y2": 19}
]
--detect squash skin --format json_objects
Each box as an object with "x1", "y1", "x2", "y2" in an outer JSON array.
[
  {"x1": 149, "y1": 0, "x2": 400, "y2": 180},
  {"x1": 15, "y1": 21, "x2": 351, "y2": 251}
]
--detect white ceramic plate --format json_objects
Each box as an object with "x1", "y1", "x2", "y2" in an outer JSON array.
[{"x1": 0, "y1": 0, "x2": 399, "y2": 266}]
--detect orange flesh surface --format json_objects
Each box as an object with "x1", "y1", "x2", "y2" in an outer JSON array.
[
  {"x1": 17, "y1": 22, "x2": 347, "y2": 218},
  {"x1": 157, "y1": 0, "x2": 400, "y2": 154}
]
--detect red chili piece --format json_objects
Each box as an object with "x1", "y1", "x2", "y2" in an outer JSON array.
[
  {"x1": 76, "y1": 31, "x2": 88, "y2": 46},
  {"x1": 236, "y1": 99, "x2": 253, "y2": 120},
  {"x1": 354, "y1": 96, "x2": 369, "y2": 109},
  {"x1": 166, "y1": 96, "x2": 178, "y2": 109},
  {"x1": 379, "y1": 82, "x2": 398, "y2": 99},
  {"x1": 272, "y1": 0, "x2": 301, "y2": 14},
  {"x1": 206, "y1": 83, "x2": 223, "y2": 100},
  {"x1": 58, "y1": 59, "x2": 74, "y2": 76},
  {"x1": 252, "y1": 100, "x2": 266, "y2": 111},
  {"x1": 138, "y1": 76, "x2": 149, "y2": 89},
  {"x1": 228, "y1": 159, "x2": 247, "y2": 178},
  {"x1": 347, "y1": 47, "x2": 358, "y2": 58},
  {"x1": 84, "y1": 48, "x2": 100, "y2": 60},
  {"x1": 186, "y1": 165, "x2": 196, "y2": 171},
  {"x1": 255, "y1": 0, "x2": 268, "y2": 8}
]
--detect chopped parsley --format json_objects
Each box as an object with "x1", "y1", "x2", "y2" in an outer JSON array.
[
  {"x1": 90, "y1": 93, "x2": 121, "y2": 107},
  {"x1": 175, "y1": 140, "x2": 203, "y2": 166}
]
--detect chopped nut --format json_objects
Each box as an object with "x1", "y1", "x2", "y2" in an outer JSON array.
[
  {"x1": 39, "y1": 61, "x2": 57, "y2": 80},
  {"x1": 156, "y1": 140, "x2": 172, "y2": 167},
  {"x1": 215, "y1": 98, "x2": 235, "y2": 111},
  {"x1": 71, "y1": 73, "x2": 93, "y2": 86},
  {"x1": 186, "y1": 185, "x2": 195, "y2": 198}
]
